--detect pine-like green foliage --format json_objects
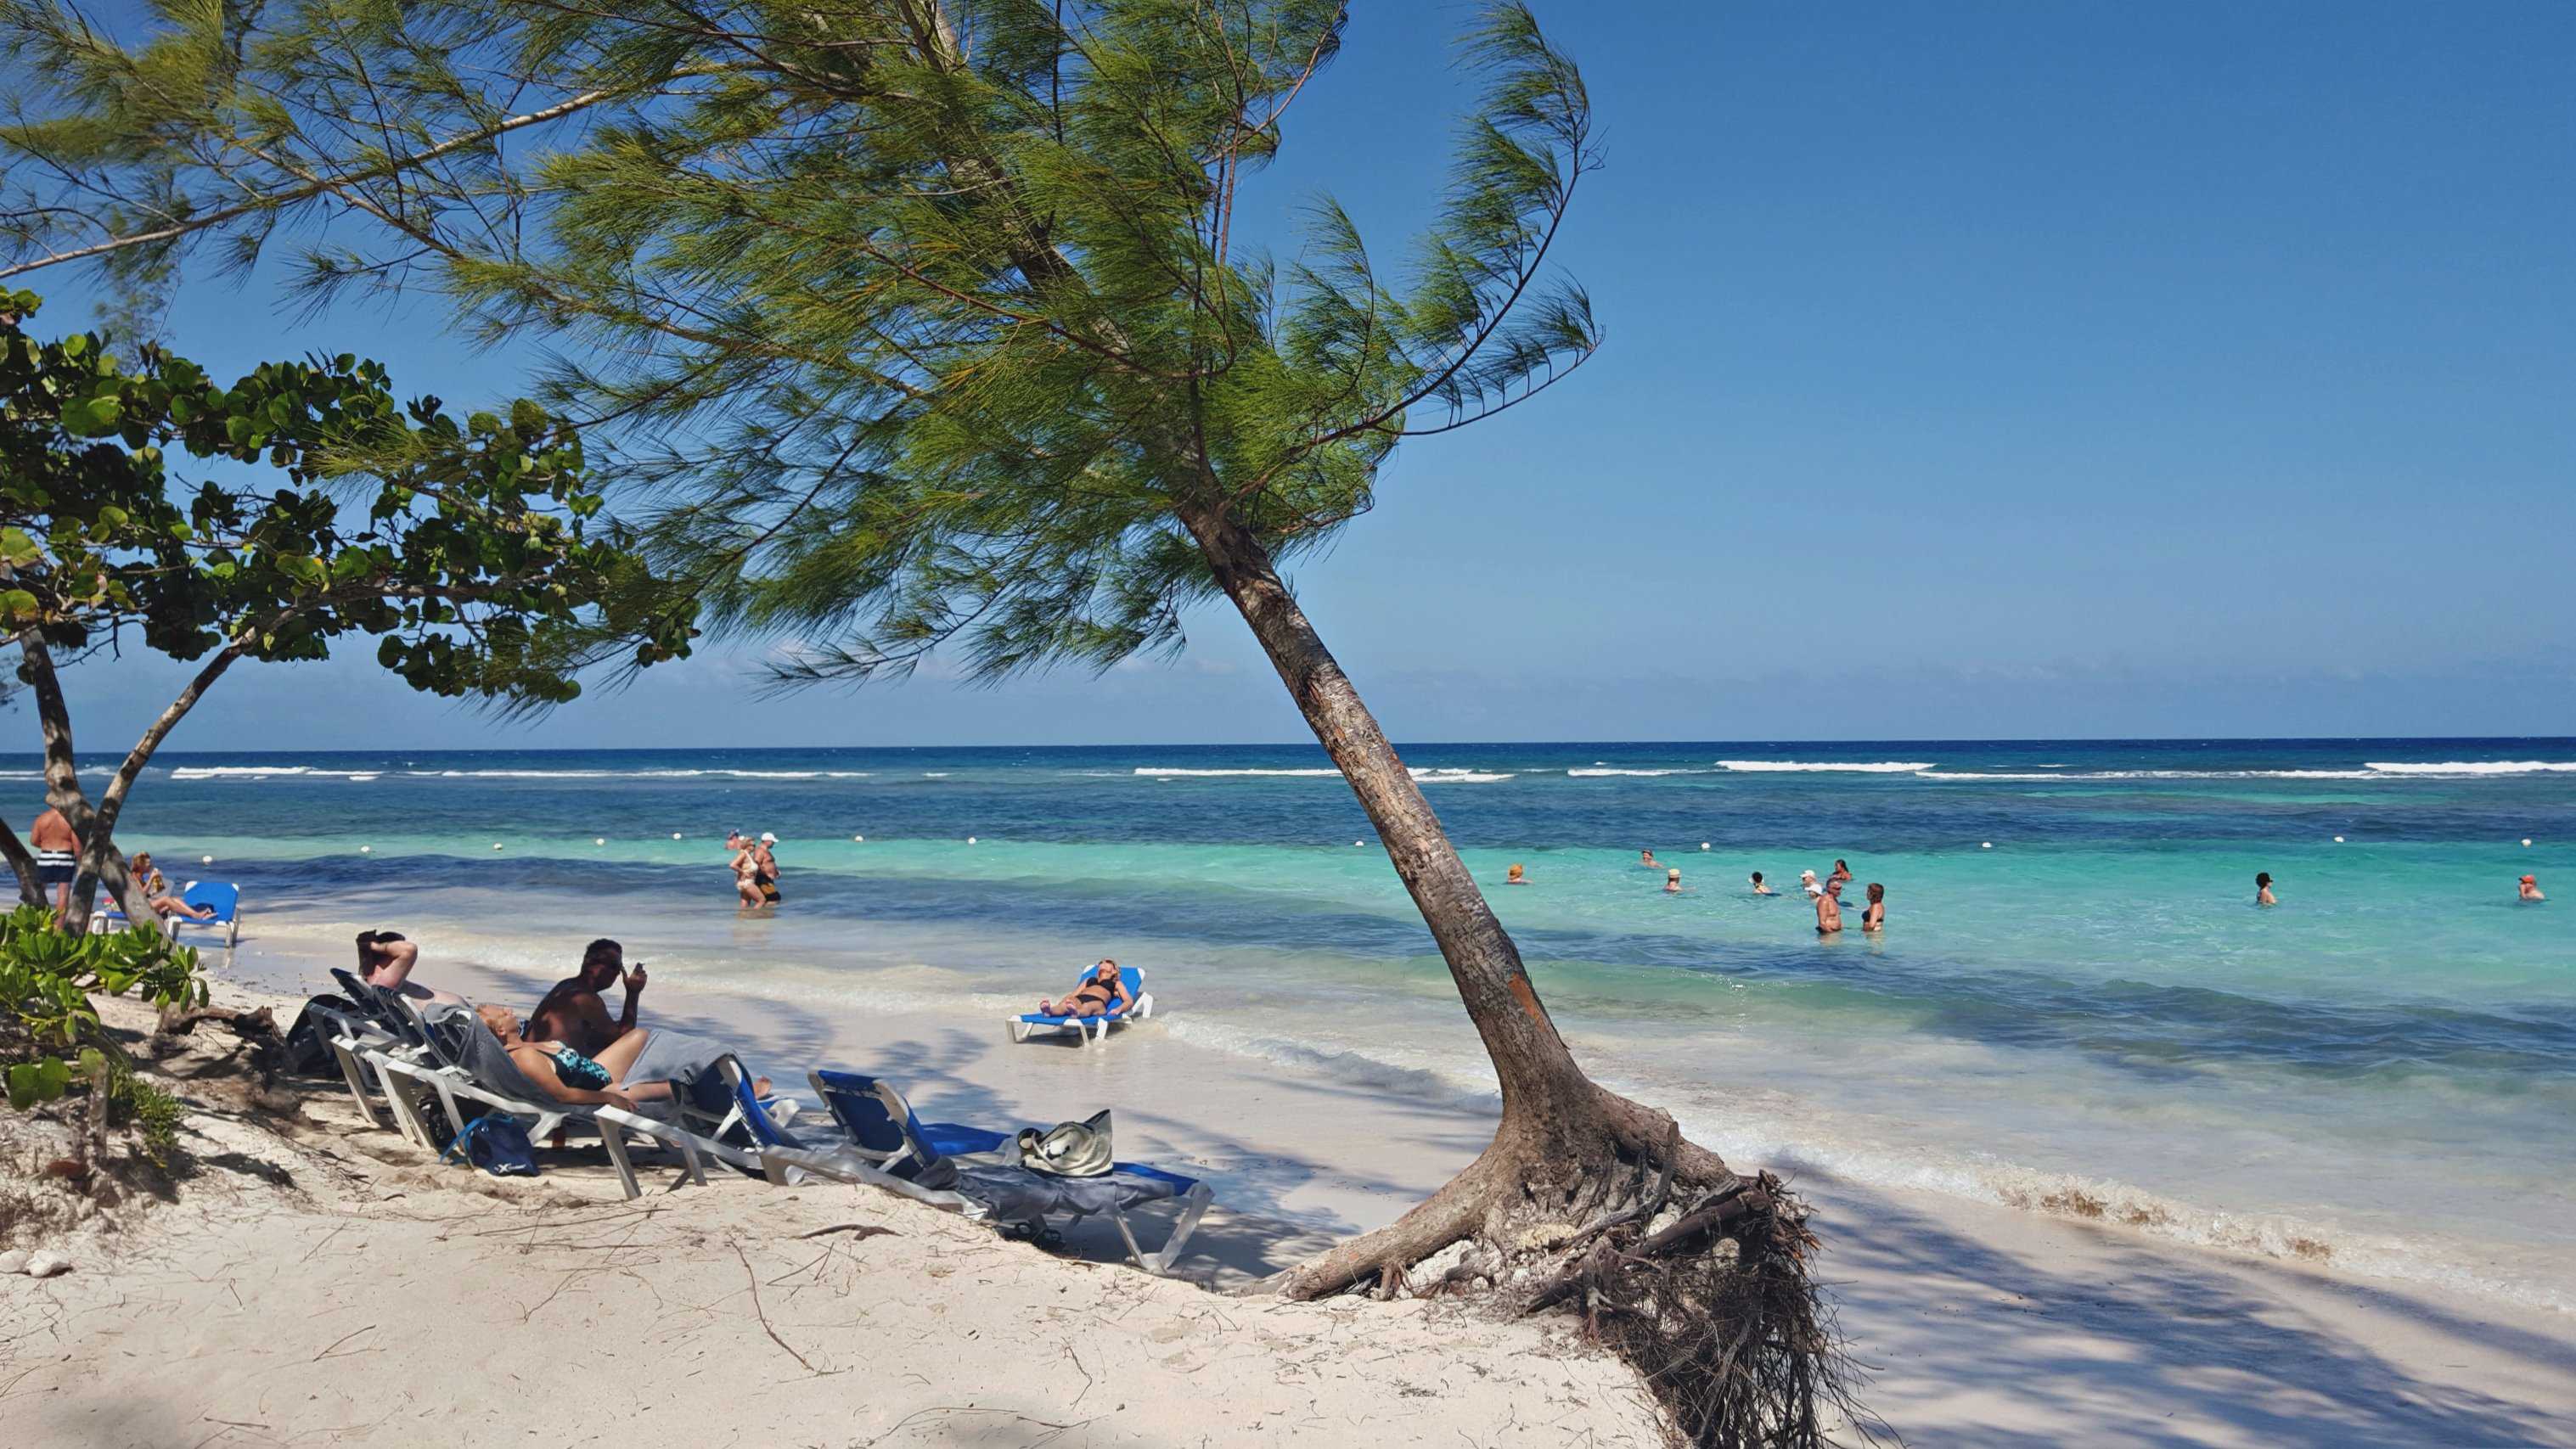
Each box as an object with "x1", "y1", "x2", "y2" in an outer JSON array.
[{"x1": 0, "y1": 2, "x2": 1598, "y2": 683}]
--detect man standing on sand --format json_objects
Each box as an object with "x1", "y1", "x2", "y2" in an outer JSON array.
[
  {"x1": 1814, "y1": 879, "x2": 1844, "y2": 935},
  {"x1": 30, "y1": 804, "x2": 79, "y2": 925},
  {"x1": 526, "y1": 938, "x2": 648, "y2": 1055}
]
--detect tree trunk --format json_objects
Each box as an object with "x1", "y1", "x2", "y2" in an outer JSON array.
[
  {"x1": 14, "y1": 625, "x2": 247, "y2": 932},
  {"x1": 1174, "y1": 503, "x2": 1742, "y2": 1297},
  {"x1": 0, "y1": 815, "x2": 45, "y2": 907}
]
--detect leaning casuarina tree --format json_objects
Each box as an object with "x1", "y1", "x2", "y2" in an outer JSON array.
[{"x1": 1, "y1": 4, "x2": 1850, "y2": 1438}]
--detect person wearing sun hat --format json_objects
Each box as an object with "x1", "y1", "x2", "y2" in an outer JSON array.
[
  {"x1": 754, "y1": 832, "x2": 783, "y2": 905},
  {"x1": 2519, "y1": 874, "x2": 2545, "y2": 902}
]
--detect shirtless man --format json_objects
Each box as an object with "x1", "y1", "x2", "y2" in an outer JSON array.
[
  {"x1": 30, "y1": 804, "x2": 78, "y2": 925},
  {"x1": 1038, "y1": 960, "x2": 1130, "y2": 1019},
  {"x1": 2520, "y1": 874, "x2": 2545, "y2": 902},
  {"x1": 526, "y1": 938, "x2": 648, "y2": 1055},
  {"x1": 1814, "y1": 880, "x2": 1844, "y2": 935}
]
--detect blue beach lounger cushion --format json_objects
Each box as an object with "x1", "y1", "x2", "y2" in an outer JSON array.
[{"x1": 1010, "y1": 964, "x2": 1153, "y2": 1046}]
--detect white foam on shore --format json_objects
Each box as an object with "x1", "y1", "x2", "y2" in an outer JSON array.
[
  {"x1": 1717, "y1": 760, "x2": 1936, "y2": 773},
  {"x1": 1568, "y1": 767, "x2": 1710, "y2": 777}
]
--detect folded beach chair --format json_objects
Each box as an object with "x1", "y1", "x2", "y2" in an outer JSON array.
[
  {"x1": 1010, "y1": 964, "x2": 1154, "y2": 1047},
  {"x1": 304, "y1": 973, "x2": 423, "y2": 1132},
  {"x1": 779, "y1": 1069, "x2": 1212, "y2": 1274},
  {"x1": 170, "y1": 880, "x2": 243, "y2": 953}
]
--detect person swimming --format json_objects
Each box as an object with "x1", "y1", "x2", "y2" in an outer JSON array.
[
  {"x1": 1638, "y1": 850, "x2": 1660, "y2": 870},
  {"x1": 1506, "y1": 862, "x2": 1528, "y2": 885},
  {"x1": 1827, "y1": 858, "x2": 1853, "y2": 890},
  {"x1": 2520, "y1": 874, "x2": 2545, "y2": 902},
  {"x1": 1798, "y1": 869, "x2": 1823, "y2": 897},
  {"x1": 1664, "y1": 868, "x2": 1683, "y2": 894},
  {"x1": 1860, "y1": 882, "x2": 1885, "y2": 932},
  {"x1": 1749, "y1": 871, "x2": 1775, "y2": 896},
  {"x1": 2256, "y1": 872, "x2": 2276, "y2": 907}
]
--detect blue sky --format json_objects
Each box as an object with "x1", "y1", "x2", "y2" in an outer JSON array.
[{"x1": 24, "y1": 1, "x2": 2575, "y2": 750}]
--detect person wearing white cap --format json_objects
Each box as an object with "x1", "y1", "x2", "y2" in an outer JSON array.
[
  {"x1": 1799, "y1": 869, "x2": 1824, "y2": 896},
  {"x1": 753, "y1": 832, "x2": 783, "y2": 906}
]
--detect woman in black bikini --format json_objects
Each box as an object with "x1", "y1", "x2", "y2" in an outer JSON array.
[{"x1": 1038, "y1": 960, "x2": 1129, "y2": 1019}]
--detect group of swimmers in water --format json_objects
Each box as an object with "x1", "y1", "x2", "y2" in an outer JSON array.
[
  {"x1": 2253, "y1": 871, "x2": 2543, "y2": 907},
  {"x1": 1500, "y1": 849, "x2": 1887, "y2": 935}
]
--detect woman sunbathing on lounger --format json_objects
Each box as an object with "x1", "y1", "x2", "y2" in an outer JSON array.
[
  {"x1": 1038, "y1": 959, "x2": 1129, "y2": 1019},
  {"x1": 357, "y1": 929, "x2": 465, "y2": 1006},
  {"x1": 475, "y1": 1003, "x2": 672, "y2": 1112},
  {"x1": 130, "y1": 853, "x2": 216, "y2": 921}
]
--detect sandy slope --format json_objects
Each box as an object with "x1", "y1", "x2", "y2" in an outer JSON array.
[{"x1": 0, "y1": 991, "x2": 1662, "y2": 1448}]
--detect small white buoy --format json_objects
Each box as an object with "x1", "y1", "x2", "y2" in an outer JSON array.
[
  {"x1": 2333, "y1": 835, "x2": 2345, "y2": 844},
  {"x1": 2524, "y1": 838, "x2": 2534, "y2": 847},
  {"x1": 1700, "y1": 842, "x2": 1712, "y2": 851},
  {"x1": 492, "y1": 842, "x2": 504, "y2": 851},
  {"x1": 671, "y1": 832, "x2": 683, "y2": 840},
  {"x1": 200, "y1": 855, "x2": 214, "y2": 865},
  {"x1": 1981, "y1": 842, "x2": 1993, "y2": 850},
  {"x1": 593, "y1": 837, "x2": 605, "y2": 846},
  {"x1": 1353, "y1": 840, "x2": 1365, "y2": 847},
  {"x1": 359, "y1": 845, "x2": 372, "y2": 855},
  {"x1": 852, "y1": 834, "x2": 865, "y2": 843},
  {"x1": 966, "y1": 835, "x2": 977, "y2": 845}
]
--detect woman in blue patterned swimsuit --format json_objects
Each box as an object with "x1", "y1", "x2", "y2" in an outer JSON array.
[{"x1": 473, "y1": 1003, "x2": 671, "y2": 1111}]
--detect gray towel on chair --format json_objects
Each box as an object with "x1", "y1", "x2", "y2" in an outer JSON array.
[{"x1": 622, "y1": 1029, "x2": 736, "y2": 1119}]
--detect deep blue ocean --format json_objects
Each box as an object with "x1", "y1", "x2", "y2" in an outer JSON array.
[{"x1": 40, "y1": 737, "x2": 2573, "y2": 1309}]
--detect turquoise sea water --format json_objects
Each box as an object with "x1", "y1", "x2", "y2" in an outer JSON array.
[{"x1": 48, "y1": 738, "x2": 2575, "y2": 1309}]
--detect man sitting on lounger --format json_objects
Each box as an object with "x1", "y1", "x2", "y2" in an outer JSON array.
[
  {"x1": 1038, "y1": 959, "x2": 1129, "y2": 1019},
  {"x1": 526, "y1": 938, "x2": 646, "y2": 1055}
]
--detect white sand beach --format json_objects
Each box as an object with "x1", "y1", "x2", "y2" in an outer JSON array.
[{"x1": 6, "y1": 922, "x2": 2573, "y2": 1447}]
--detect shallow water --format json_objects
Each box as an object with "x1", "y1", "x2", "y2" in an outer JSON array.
[{"x1": 65, "y1": 737, "x2": 2576, "y2": 1311}]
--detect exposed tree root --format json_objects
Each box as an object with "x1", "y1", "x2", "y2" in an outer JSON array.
[{"x1": 1267, "y1": 1083, "x2": 1863, "y2": 1447}]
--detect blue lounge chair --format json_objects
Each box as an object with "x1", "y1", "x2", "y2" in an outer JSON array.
[
  {"x1": 171, "y1": 880, "x2": 242, "y2": 952},
  {"x1": 792, "y1": 1069, "x2": 1213, "y2": 1273},
  {"x1": 1010, "y1": 964, "x2": 1153, "y2": 1047}
]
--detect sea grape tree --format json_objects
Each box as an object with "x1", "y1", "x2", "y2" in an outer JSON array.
[{"x1": 0, "y1": 290, "x2": 691, "y2": 927}]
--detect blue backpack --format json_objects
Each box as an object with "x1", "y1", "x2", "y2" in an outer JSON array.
[{"x1": 441, "y1": 1115, "x2": 541, "y2": 1177}]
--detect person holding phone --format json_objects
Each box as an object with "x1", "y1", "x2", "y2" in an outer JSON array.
[{"x1": 526, "y1": 938, "x2": 650, "y2": 1055}]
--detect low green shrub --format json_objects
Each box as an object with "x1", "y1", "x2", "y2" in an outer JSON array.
[{"x1": 0, "y1": 904, "x2": 205, "y2": 1109}]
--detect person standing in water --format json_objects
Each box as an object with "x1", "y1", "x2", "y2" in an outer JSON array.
[
  {"x1": 2255, "y1": 872, "x2": 2276, "y2": 907},
  {"x1": 1814, "y1": 881, "x2": 1844, "y2": 935},
  {"x1": 2519, "y1": 874, "x2": 2545, "y2": 902},
  {"x1": 1827, "y1": 858, "x2": 1853, "y2": 891},
  {"x1": 1749, "y1": 871, "x2": 1775, "y2": 896},
  {"x1": 1505, "y1": 863, "x2": 1528, "y2": 885},
  {"x1": 754, "y1": 832, "x2": 784, "y2": 905},
  {"x1": 725, "y1": 831, "x2": 764, "y2": 909},
  {"x1": 1664, "y1": 868, "x2": 1684, "y2": 894},
  {"x1": 1860, "y1": 882, "x2": 1886, "y2": 932},
  {"x1": 1638, "y1": 849, "x2": 1661, "y2": 871}
]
